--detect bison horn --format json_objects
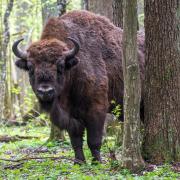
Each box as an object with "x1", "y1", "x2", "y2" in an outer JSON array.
[
  {"x1": 65, "y1": 37, "x2": 80, "y2": 59},
  {"x1": 12, "y1": 38, "x2": 27, "y2": 59}
]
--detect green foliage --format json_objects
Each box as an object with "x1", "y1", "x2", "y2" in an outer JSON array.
[
  {"x1": 111, "y1": 100, "x2": 122, "y2": 119},
  {"x1": 138, "y1": 14, "x2": 144, "y2": 28},
  {"x1": 0, "y1": 124, "x2": 179, "y2": 179},
  {"x1": 141, "y1": 165, "x2": 180, "y2": 180},
  {"x1": 11, "y1": 86, "x2": 21, "y2": 95},
  {"x1": 10, "y1": 84, "x2": 49, "y2": 125},
  {"x1": 23, "y1": 88, "x2": 36, "y2": 111},
  {"x1": 11, "y1": 0, "x2": 43, "y2": 41},
  {"x1": 67, "y1": 0, "x2": 81, "y2": 11}
]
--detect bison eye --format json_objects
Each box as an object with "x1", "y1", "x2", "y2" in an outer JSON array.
[{"x1": 27, "y1": 61, "x2": 34, "y2": 74}]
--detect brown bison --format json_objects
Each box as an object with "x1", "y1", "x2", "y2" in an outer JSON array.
[{"x1": 12, "y1": 10, "x2": 144, "y2": 164}]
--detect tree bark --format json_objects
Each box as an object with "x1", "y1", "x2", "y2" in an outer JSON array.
[
  {"x1": 1, "y1": 0, "x2": 14, "y2": 120},
  {"x1": 143, "y1": 0, "x2": 180, "y2": 163},
  {"x1": 113, "y1": 0, "x2": 123, "y2": 28},
  {"x1": 11, "y1": 2, "x2": 36, "y2": 120},
  {"x1": 41, "y1": 0, "x2": 61, "y2": 26},
  {"x1": 49, "y1": 123, "x2": 65, "y2": 141},
  {"x1": 0, "y1": 8, "x2": 4, "y2": 121},
  {"x1": 88, "y1": 0, "x2": 113, "y2": 21},
  {"x1": 112, "y1": 0, "x2": 139, "y2": 30},
  {"x1": 121, "y1": 0, "x2": 144, "y2": 171},
  {"x1": 81, "y1": 0, "x2": 88, "y2": 10},
  {"x1": 57, "y1": 0, "x2": 67, "y2": 16}
]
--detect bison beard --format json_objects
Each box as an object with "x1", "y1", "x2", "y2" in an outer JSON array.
[{"x1": 12, "y1": 10, "x2": 144, "y2": 164}]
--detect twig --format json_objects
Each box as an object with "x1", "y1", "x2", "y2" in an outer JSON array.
[
  {"x1": 0, "y1": 155, "x2": 76, "y2": 163},
  {"x1": 4, "y1": 162, "x2": 24, "y2": 169},
  {"x1": 22, "y1": 139, "x2": 49, "y2": 159},
  {"x1": 0, "y1": 155, "x2": 83, "y2": 169},
  {"x1": 0, "y1": 135, "x2": 38, "y2": 142},
  {"x1": 0, "y1": 137, "x2": 82, "y2": 170},
  {"x1": 11, "y1": 30, "x2": 26, "y2": 36}
]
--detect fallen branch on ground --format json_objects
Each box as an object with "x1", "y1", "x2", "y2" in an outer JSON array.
[
  {"x1": 0, "y1": 155, "x2": 76, "y2": 163},
  {"x1": 0, "y1": 156, "x2": 84, "y2": 170},
  {"x1": 0, "y1": 135, "x2": 38, "y2": 142},
  {"x1": 3, "y1": 162, "x2": 24, "y2": 170}
]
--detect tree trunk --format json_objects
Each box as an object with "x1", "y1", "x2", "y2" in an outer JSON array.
[
  {"x1": 57, "y1": 0, "x2": 67, "y2": 16},
  {"x1": 113, "y1": 0, "x2": 123, "y2": 28},
  {"x1": 121, "y1": 0, "x2": 144, "y2": 171},
  {"x1": 1, "y1": 0, "x2": 14, "y2": 120},
  {"x1": 112, "y1": 0, "x2": 139, "y2": 30},
  {"x1": 88, "y1": 0, "x2": 113, "y2": 21},
  {"x1": 143, "y1": 0, "x2": 180, "y2": 163},
  {"x1": 12, "y1": 2, "x2": 36, "y2": 120},
  {"x1": 41, "y1": 0, "x2": 59, "y2": 26},
  {"x1": 49, "y1": 123, "x2": 65, "y2": 141},
  {"x1": 0, "y1": 0, "x2": 3, "y2": 120},
  {"x1": 81, "y1": 0, "x2": 88, "y2": 10}
]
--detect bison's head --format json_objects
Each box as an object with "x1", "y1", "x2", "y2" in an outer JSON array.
[{"x1": 12, "y1": 38, "x2": 79, "y2": 109}]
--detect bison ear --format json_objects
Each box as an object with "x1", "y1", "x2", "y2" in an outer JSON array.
[
  {"x1": 15, "y1": 59, "x2": 28, "y2": 71},
  {"x1": 65, "y1": 57, "x2": 79, "y2": 70}
]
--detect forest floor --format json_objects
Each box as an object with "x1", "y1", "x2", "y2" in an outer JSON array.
[{"x1": 0, "y1": 122, "x2": 179, "y2": 180}]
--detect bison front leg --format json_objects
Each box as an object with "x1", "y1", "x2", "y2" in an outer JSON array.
[
  {"x1": 68, "y1": 123, "x2": 85, "y2": 164},
  {"x1": 86, "y1": 111, "x2": 106, "y2": 163}
]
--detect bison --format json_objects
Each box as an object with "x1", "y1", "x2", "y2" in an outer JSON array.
[{"x1": 12, "y1": 10, "x2": 144, "y2": 164}]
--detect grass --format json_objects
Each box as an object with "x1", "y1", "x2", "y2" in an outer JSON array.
[{"x1": 0, "y1": 123, "x2": 179, "y2": 180}]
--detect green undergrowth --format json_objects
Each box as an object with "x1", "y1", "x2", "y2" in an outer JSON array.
[{"x1": 0, "y1": 123, "x2": 179, "y2": 180}]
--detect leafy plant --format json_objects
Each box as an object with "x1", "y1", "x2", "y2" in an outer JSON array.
[{"x1": 111, "y1": 100, "x2": 122, "y2": 119}]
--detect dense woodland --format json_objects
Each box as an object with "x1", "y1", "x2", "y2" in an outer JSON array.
[{"x1": 0, "y1": 0, "x2": 179, "y2": 179}]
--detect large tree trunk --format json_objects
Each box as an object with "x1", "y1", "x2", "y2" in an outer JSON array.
[
  {"x1": 143, "y1": 0, "x2": 180, "y2": 163},
  {"x1": 121, "y1": 0, "x2": 144, "y2": 171},
  {"x1": 88, "y1": 0, "x2": 113, "y2": 21},
  {"x1": 113, "y1": 0, "x2": 123, "y2": 28}
]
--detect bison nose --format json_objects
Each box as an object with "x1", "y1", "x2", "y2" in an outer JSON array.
[{"x1": 37, "y1": 85, "x2": 54, "y2": 95}]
